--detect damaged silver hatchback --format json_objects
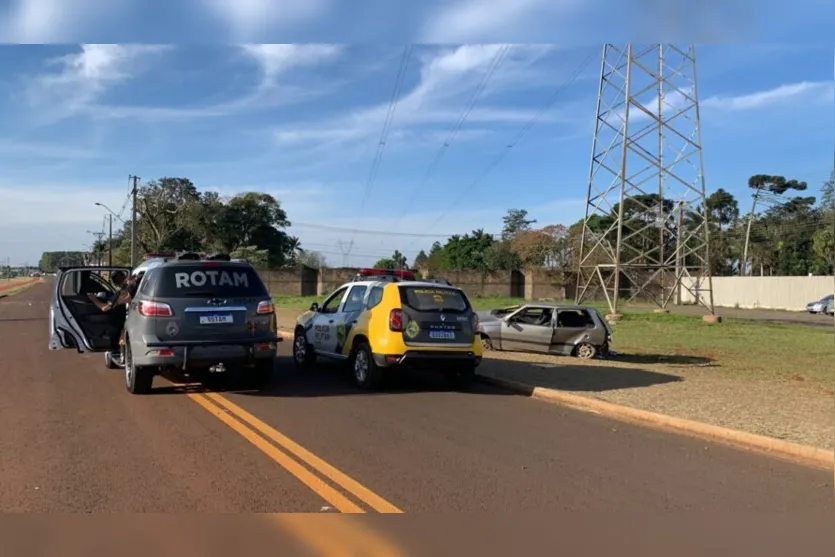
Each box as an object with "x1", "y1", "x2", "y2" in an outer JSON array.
[{"x1": 475, "y1": 302, "x2": 611, "y2": 359}]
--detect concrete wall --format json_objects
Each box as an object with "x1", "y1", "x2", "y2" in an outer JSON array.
[
  {"x1": 523, "y1": 268, "x2": 567, "y2": 301},
  {"x1": 680, "y1": 276, "x2": 834, "y2": 311},
  {"x1": 257, "y1": 267, "x2": 539, "y2": 299}
]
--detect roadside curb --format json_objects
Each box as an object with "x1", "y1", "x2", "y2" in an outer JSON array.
[{"x1": 477, "y1": 374, "x2": 834, "y2": 471}]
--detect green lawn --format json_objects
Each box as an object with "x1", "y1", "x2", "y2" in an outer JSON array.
[{"x1": 273, "y1": 293, "x2": 834, "y2": 385}]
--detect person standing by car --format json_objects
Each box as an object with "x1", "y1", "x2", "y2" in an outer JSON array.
[{"x1": 87, "y1": 270, "x2": 138, "y2": 364}]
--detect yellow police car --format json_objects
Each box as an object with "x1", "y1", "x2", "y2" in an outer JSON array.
[{"x1": 292, "y1": 269, "x2": 482, "y2": 389}]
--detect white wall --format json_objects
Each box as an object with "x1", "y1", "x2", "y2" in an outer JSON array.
[{"x1": 680, "y1": 276, "x2": 835, "y2": 311}]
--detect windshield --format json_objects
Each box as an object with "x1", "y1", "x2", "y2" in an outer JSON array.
[
  {"x1": 153, "y1": 265, "x2": 268, "y2": 297},
  {"x1": 399, "y1": 286, "x2": 469, "y2": 313}
]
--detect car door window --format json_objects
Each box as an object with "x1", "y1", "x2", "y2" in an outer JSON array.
[
  {"x1": 320, "y1": 287, "x2": 348, "y2": 314},
  {"x1": 366, "y1": 286, "x2": 384, "y2": 309},
  {"x1": 343, "y1": 286, "x2": 368, "y2": 313},
  {"x1": 138, "y1": 270, "x2": 156, "y2": 296},
  {"x1": 512, "y1": 307, "x2": 553, "y2": 326},
  {"x1": 556, "y1": 309, "x2": 594, "y2": 328}
]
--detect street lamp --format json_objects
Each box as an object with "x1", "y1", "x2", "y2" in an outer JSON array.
[{"x1": 94, "y1": 202, "x2": 123, "y2": 267}]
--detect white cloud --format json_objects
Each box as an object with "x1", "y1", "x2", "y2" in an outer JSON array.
[
  {"x1": 701, "y1": 80, "x2": 834, "y2": 111},
  {"x1": 271, "y1": 44, "x2": 561, "y2": 152},
  {"x1": 24, "y1": 44, "x2": 170, "y2": 122},
  {"x1": 0, "y1": 0, "x2": 127, "y2": 42},
  {"x1": 202, "y1": 0, "x2": 332, "y2": 40},
  {"x1": 240, "y1": 43, "x2": 343, "y2": 87},
  {"x1": 420, "y1": 0, "x2": 586, "y2": 42}
]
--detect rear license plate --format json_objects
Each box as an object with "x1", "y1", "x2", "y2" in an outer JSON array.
[
  {"x1": 199, "y1": 314, "x2": 233, "y2": 325},
  {"x1": 429, "y1": 331, "x2": 455, "y2": 340}
]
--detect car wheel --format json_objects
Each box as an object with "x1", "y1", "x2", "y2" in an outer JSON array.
[
  {"x1": 481, "y1": 335, "x2": 494, "y2": 351},
  {"x1": 124, "y1": 341, "x2": 153, "y2": 394},
  {"x1": 574, "y1": 342, "x2": 597, "y2": 360},
  {"x1": 104, "y1": 350, "x2": 120, "y2": 370},
  {"x1": 293, "y1": 328, "x2": 316, "y2": 368},
  {"x1": 351, "y1": 341, "x2": 382, "y2": 389}
]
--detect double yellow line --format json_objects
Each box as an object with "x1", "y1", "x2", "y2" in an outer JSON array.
[{"x1": 188, "y1": 391, "x2": 403, "y2": 514}]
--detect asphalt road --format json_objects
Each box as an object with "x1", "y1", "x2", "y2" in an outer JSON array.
[{"x1": 0, "y1": 283, "x2": 831, "y2": 553}]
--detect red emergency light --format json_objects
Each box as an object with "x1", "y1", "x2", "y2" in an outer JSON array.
[{"x1": 357, "y1": 268, "x2": 416, "y2": 280}]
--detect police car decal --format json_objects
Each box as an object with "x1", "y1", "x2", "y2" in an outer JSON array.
[{"x1": 174, "y1": 270, "x2": 249, "y2": 289}]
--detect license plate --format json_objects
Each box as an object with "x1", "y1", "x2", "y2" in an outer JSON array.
[
  {"x1": 429, "y1": 331, "x2": 455, "y2": 340},
  {"x1": 199, "y1": 314, "x2": 233, "y2": 325}
]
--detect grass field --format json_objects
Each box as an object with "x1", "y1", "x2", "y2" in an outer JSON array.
[{"x1": 273, "y1": 294, "x2": 834, "y2": 385}]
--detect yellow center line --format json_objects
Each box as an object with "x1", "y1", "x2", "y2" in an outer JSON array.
[
  {"x1": 204, "y1": 392, "x2": 403, "y2": 514},
  {"x1": 187, "y1": 393, "x2": 364, "y2": 514},
  {"x1": 269, "y1": 514, "x2": 405, "y2": 557}
]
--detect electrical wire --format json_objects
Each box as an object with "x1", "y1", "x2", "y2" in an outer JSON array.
[
  {"x1": 394, "y1": 44, "x2": 512, "y2": 218},
  {"x1": 349, "y1": 44, "x2": 413, "y2": 248}
]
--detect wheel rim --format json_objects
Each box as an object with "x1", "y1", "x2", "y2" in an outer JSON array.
[
  {"x1": 481, "y1": 337, "x2": 493, "y2": 351},
  {"x1": 354, "y1": 350, "x2": 368, "y2": 383},
  {"x1": 578, "y1": 344, "x2": 594, "y2": 359},
  {"x1": 294, "y1": 335, "x2": 306, "y2": 363},
  {"x1": 124, "y1": 345, "x2": 133, "y2": 386}
]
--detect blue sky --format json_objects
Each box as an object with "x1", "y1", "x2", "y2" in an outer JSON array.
[{"x1": 0, "y1": 41, "x2": 831, "y2": 267}]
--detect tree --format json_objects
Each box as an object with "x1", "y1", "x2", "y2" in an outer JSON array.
[
  {"x1": 373, "y1": 250, "x2": 408, "y2": 270},
  {"x1": 135, "y1": 177, "x2": 204, "y2": 252},
  {"x1": 501, "y1": 209, "x2": 536, "y2": 241},
  {"x1": 413, "y1": 250, "x2": 428, "y2": 268},
  {"x1": 213, "y1": 192, "x2": 293, "y2": 266},
  {"x1": 296, "y1": 251, "x2": 328, "y2": 269},
  {"x1": 704, "y1": 188, "x2": 740, "y2": 275}
]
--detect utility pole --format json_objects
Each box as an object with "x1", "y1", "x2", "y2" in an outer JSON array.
[
  {"x1": 336, "y1": 240, "x2": 354, "y2": 267},
  {"x1": 108, "y1": 213, "x2": 113, "y2": 267},
  {"x1": 129, "y1": 175, "x2": 140, "y2": 267}
]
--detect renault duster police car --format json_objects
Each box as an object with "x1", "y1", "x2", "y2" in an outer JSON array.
[
  {"x1": 292, "y1": 268, "x2": 482, "y2": 389},
  {"x1": 49, "y1": 253, "x2": 280, "y2": 394}
]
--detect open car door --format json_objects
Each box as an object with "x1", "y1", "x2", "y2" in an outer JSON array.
[{"x1": 49, "y1": 266, "x2": 132, "y2": 353}]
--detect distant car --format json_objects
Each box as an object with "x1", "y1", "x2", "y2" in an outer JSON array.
[
  {"x1": 49, "y1": 254, "x2": 280, "y2": 395},
  {"x1": 806, "y1": 294, "x2": 833, "y2": 314},
  {"x1": 825, "y1": 297, "x2": 834, "y2": 316},
  {"x1": 476, "y1": 303, "x2": 611, "y2": 359}
]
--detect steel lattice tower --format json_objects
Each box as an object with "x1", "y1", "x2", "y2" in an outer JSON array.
[{"x1": 575, "y1": 44, "x2": 715, "y2": 315}]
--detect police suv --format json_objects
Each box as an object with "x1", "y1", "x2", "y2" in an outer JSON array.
[{"x1": 49, "y1": 252, "x2": 280, "y2": 394}]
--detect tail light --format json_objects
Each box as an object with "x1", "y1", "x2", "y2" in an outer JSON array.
[
  {"x1": 389, "y1": 309, "x2": 403, "y2": 332},
  {"x1": 137, "y1": 301, "x2": 173, "y2": 317},
  {"x1": 472, "y1": 312, "x2": 479, "y2": 331},
  {"x1": 257, "y1": 301, "x2": 275, "y2": 314}
]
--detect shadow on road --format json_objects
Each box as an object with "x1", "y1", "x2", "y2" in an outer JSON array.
[
  {"x1": 476, "y1": 356, "x2": 682, "y2": 393},
  {"x1": 146, "y1": 354, "x2": 683, "y2": 398},
  {"x1": 608, "y1": 353, "x2": 714, "y2": 366}
]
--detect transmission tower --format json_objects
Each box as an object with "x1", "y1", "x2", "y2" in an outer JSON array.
[
  {"x1": 336, "y1": 240, "x2": 354, "y2": 267},
  {"x1": 575, "y1": 44, "x2": 715, "y2": 315}
]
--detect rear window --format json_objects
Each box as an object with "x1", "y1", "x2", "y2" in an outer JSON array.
[
  {"x1": 399, "y1": 286, "x2": 469, "y2": 313},
  {"x1": 153, "y1": 264, "x2": 268, "y2": 297}
]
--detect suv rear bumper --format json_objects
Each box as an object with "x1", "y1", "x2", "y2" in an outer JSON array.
[
  {"x1": 134, "y1": 335, "x2": 281, "y2": 369},
  {"x1": 372, "y1": 350, "x2": 481, "y2": 370}
]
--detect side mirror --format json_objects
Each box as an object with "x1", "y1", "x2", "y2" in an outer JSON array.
[{"x1": 309, "y1": 302, "x2": 319, "y2": 312}]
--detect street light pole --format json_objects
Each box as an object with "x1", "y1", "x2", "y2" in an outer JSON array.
[
  {"x1": 108, "y1": 213, "x2": 113, "y2": 267},
  {"x1": 128, "y1": 175, "x2": 140, "y2": 268}
]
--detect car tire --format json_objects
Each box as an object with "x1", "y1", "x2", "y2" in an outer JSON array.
[
  {"x1": 351, "y1": 341, "x2": 382, "y2": 389},
  {"x1": 124, "y1": 341, "x2": 153, "y2": 394},
  {"x1": 293, "y1": 328, "x2": 317, "y2": 368},
  {"x1": 574, "y1": 342, "x2": 597, "y2": 360},
  {"x1": 480, "y1": 334, "x2": 495, "y2": 351},
  {"x1": 104, "y1": 350, "x2": 120, "y2": 370}
]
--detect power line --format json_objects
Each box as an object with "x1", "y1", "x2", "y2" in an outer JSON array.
[
  {"x1": 289, "y1": 221, "x2": 501, "y2": 238},
  {"x1": 408, "y1": 51, "x2": 596, "y2": 250},
  {"x1": 350, "y1": 44, "x2": 413, "y2": 246},
  {"x1": 394, "y1": 45, "x2": 512, "y2": 219}
]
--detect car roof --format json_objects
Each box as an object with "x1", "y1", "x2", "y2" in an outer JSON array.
[
  {"x1": 339, "y1": 280, "x2": 464, "y2": 290},
  {"x1": 504, "y1": 301, "x2": 597, "y2": 311}
]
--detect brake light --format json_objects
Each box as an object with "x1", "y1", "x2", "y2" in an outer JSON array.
[
  {"x1": 138, "y1": 301, "x2": 173, "y2": 317},
  {"x1": 472, "y1": 312, "x2": 479, "y2": 330},
  {"x1": 257, "y1": 301, "x2": 275, "y2": 314},
  {"x1": 389, "y1": 309, "x2": 403, "y2": 332}
]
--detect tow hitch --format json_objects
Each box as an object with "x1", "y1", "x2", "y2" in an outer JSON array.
[{"x1": 209, "y1": 362, "x2": 227, "y2": 374}]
